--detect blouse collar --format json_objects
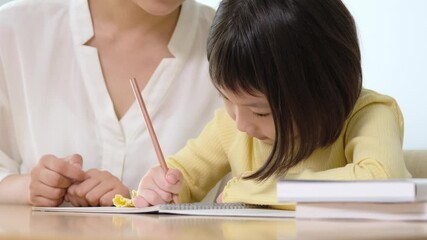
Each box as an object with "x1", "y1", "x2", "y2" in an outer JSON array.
[{"x1": 69, "y1": 0, "x2": 199, "y2": 59}]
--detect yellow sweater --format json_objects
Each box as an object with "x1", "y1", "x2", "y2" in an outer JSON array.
[{"x1": 167, "y1": 89, "x2": 411, "y2": 206}]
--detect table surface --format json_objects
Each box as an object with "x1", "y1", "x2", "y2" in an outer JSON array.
[{"x1": 1, "y1": 204, "x2": 427, "y2": 240}]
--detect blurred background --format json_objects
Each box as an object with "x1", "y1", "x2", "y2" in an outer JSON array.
[{"x1": 1, "y1": 0, "x2": 426, "y2": 149}]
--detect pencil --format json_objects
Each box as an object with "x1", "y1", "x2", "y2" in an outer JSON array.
[{"x1": 129, "y1": 78, "x2": 168, "y2": 171}]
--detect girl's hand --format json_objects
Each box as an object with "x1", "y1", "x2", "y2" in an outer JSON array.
[
  {"x1": 29, "y1": 154, "x2": 85, "y2": 207},
  {"x1": 216, "y1": 191, "x2": 224, "y2": 203},
  {"x1": 65, "y1": 169, "x2": 130, "y2": 207},
  {"x1": 133, "y1": 166, "x2": 182, "y2": 208}
]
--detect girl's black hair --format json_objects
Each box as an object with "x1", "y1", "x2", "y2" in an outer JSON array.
[{"x1": 207, "y1": 0, "x2": 362, "y2": 181}]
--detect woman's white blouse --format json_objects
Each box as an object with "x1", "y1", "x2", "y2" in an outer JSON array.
[{"x1": 0, "y1": 0, "x2": 221, "y2": 190}]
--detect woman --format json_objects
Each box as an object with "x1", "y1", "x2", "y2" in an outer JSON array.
[{"x1": 0, "y1": 0, "x2": 221, "y2": 206}]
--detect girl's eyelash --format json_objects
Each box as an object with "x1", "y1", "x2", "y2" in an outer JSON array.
[
  {"x1": 218, "y1": 92, "x2": 228, "y2": 100},
  {"x1": 253, "y1": 113, "x2": 270, "y2": 117}
]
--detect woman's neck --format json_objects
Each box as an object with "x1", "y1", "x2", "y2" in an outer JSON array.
[{"x1": 88, "y1": 0, "x2": 181, "y2": 37}]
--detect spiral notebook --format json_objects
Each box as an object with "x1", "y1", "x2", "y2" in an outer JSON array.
[{"x1": 32, "y1": 203, "x2": 294, "y2": 218}]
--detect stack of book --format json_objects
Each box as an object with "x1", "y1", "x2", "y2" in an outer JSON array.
[{"x1": 277, "y1": 179, "x2": 427, "y2": 221}]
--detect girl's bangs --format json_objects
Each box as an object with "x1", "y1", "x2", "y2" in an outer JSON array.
[{"x1": 208, "y1": 26, "x2": 268, "y2": 96}]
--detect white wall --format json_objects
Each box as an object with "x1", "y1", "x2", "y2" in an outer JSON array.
[
  {"x1": 0, "y1": 0, "x2": 10, "y2": 5},
  {"x1": 197, "y1": 0, "x2": 427, "y2": 149},
  {"x1": 197, "y1": 0, "x2": 220, "y2": 8},
  {"x1": 341, "y1": 0, "x2": 427, "y2": 150}
]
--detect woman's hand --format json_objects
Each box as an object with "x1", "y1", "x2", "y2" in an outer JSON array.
[
  {"x1": 65, "y1": 169, "x2": 130, "y2": 207},
  {"x1": 133, "y1": 166, "x2": 182, "y2": 208},
  {"x1": 29, "y1": 154, "x2": 85, "y2": 207}
]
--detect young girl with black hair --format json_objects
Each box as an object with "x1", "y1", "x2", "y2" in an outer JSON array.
[{"x1": 133, "y1": 0, "x2": 410, "y2": 207}]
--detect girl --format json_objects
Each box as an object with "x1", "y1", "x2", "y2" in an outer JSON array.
[
  {"x1": 0, "y1": 0, "x2": 221, "y2": 207},
  {"x1": 133, "y1": 0, "x2": 411, "y2": 207}
]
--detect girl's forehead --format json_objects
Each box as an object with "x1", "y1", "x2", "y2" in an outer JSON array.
[{"x1": 219, "y1": 88, "x2": 269, "y2": 107}]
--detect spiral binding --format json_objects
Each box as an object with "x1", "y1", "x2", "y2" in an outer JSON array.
[{"x1": 160, "y1": 203, "x2": 267, "y2": 210}]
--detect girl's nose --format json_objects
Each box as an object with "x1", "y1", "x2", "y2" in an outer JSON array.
[{"x1": 235, "y1": 110, "x2": 254, "y2": 134}]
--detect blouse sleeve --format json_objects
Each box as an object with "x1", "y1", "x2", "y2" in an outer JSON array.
[{"x1": 0, "y1": 54, "x2": 21, "y2": 182}]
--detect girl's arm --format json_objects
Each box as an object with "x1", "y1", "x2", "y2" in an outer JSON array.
[
  {"x1": 294, "y1": 102, "x2": 410, "y2": 180},
  {"x1": 167, "y1": 110, "x2": 232, "y2": 203}
]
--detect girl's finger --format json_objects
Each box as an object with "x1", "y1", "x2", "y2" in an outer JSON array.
[
  {"x1": 133, "y1": 196, "x2": 150, "y2": 208},
  {"x1": 137, "y1": 188, "x2": 171, "y2": 206},
  {"x1": 151, "y1": 169, "x2": 182, "y2": 194}
]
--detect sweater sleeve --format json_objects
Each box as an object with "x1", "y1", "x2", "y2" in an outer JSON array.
[
  {"x1": 293, "y1": 100, "x2": 411, "y2": 180},
  {"x1": 220, "y1": 172, "x2": 293, "y2": 209},
  {"x1": 167, "y1": 110, "x2": 232, "y2": 203},
  {"x1": 221, "y1": 173, "x2": 281, "y2": 206}
]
